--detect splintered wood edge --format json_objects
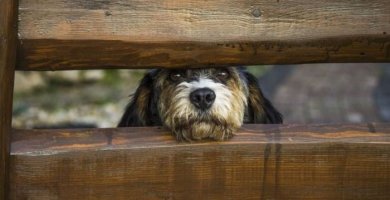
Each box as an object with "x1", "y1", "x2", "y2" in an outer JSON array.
[{"x1": 11, "y1": 123, "x2": 390, "y2": 156}]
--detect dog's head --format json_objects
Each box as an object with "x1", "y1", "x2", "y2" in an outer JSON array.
[{"x1": 118, "y1": 67, "x2": 282, "y2": 141}]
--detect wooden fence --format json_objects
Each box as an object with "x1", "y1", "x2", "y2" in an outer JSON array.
[{"x1": 1, "y1": 0, "x2": 390, "y2": 199}]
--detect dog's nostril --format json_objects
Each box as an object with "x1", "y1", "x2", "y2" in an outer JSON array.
[
  {"x1": 205, "y1": 92, "x2": 215, "y2": 102},
  {"x1": 194, "y1": 95, "x2": 202, "y2": 102},
  {"x1": 190, "y1": 88, "x2": 216, "y2": 110}
]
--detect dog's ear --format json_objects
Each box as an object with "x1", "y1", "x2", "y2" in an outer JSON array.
[
  {"x1": 118, "y1": 70, "x2": 161, "y2": 127},
  {"x1": 243, "y1": 71, "x2": 283, "y2": 124}
]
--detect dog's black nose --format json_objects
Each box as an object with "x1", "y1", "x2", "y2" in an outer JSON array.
[{"x1": 190, "y1": 88, "x2": 216, "y2": 110}]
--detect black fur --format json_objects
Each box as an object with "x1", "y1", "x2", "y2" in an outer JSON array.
[
  {"x1": 243, "y1": 71, "x2": 283, "y2": 124},
  {"x1": 118, "y1": 70, "x2": 162, "y2": 127}
]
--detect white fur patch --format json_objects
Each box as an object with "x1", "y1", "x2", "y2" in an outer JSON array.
[{"x1": 176, "y1": 78, "x2": 233, "y2": 117}]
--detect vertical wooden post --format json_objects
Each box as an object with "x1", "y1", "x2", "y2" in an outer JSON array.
[{"x1": 0, "y1": 0, "x2": 18, "y2": 199}]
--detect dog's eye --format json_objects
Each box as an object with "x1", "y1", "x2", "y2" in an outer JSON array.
[
  {"x1": 169, "y1": 72, "x2": 185, "y2": 81},
  {"x1": 216, "y1": 70, "x2": 229, "y2": 80}
]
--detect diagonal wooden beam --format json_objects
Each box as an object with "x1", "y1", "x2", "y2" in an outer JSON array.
[{"x1": 0, "y1": 0, "x2": 18, "y2": 199}]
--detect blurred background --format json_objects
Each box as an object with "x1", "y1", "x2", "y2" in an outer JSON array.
[{"x1": 12, "y1": 64, "x2": 390, "y2": 129}]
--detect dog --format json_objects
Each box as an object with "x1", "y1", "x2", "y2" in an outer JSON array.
[{"x1": 118, "y1": 67, "x2": 282, "y2": 141}]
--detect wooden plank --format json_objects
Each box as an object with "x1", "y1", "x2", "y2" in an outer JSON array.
[
  {"x1": 0, "y1": 0, "x2": 18, "y2": 199},
  {"x1": 17, "y1": 0, "x2": 390, "y2": 70},
  {"x1": 10, "y1": 124, "x2": 390, "y2": 200}
]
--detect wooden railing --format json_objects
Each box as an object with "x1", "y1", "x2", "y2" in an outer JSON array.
[
  {"x1": 1, "y1": 0, "x2": 390, "y2": 199},
  {"x1": 10, "y1": 124, "x2": 390, "y2": 199},
  {"x1": 16, "y1": 0, "x2": 390, "y2": 70}
]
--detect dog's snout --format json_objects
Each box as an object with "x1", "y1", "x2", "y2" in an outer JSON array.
[{"x1": 190, "y1": 88, "x2": 216, "y2": 110}]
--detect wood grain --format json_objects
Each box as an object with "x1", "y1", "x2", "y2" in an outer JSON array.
[
  {"x1": 17, "y1": 0, "x2": 390, "y2": 70},
  {"x1": 0, "y1": 0, "x2": 18, "y2": 199},
  {"x1": 10, "y1": 124, "x2": 390, "y2": 200}
]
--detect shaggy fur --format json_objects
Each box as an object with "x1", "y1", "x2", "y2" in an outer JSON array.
[{"x1": 118, "y1": 67, "x2": 282, "y2": 141}]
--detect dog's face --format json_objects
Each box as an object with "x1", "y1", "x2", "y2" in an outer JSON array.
[
  {"x1": 156, "y1": 68, "x2": 248, "y2": 141},
  {"x1": 119, "y1": 67, "x2": 282, "y2": 141}
]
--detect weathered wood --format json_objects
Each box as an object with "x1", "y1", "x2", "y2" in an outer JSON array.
[
  {"x1": 10, "y1": 124, "x2": 390, "y2": 200},
  {"x1": 0, "y1": 0, "x2": 18, "y2": 199},
  {"x1": 17, "y1": 0, "x2": 390, "y2": 70}
]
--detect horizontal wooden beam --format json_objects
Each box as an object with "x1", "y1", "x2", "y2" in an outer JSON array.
[
  {"x1": 10, "y1": 124, "x2": 390, "y2": 199},
  {"x1": 17, "y1": 0, "x2": 390, "y2": 70}
]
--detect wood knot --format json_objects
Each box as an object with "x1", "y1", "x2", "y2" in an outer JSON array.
[
  {"x1": 105, "y1": 11, "x2": 112, "y2": 16},
  {"x1": 251, "y1": 8, "x2": 262, "y2": 18}
]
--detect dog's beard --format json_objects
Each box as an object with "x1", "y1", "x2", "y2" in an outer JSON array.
[{"x1": 159, "y1": 78, "x2": 247, "y2": 141}]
